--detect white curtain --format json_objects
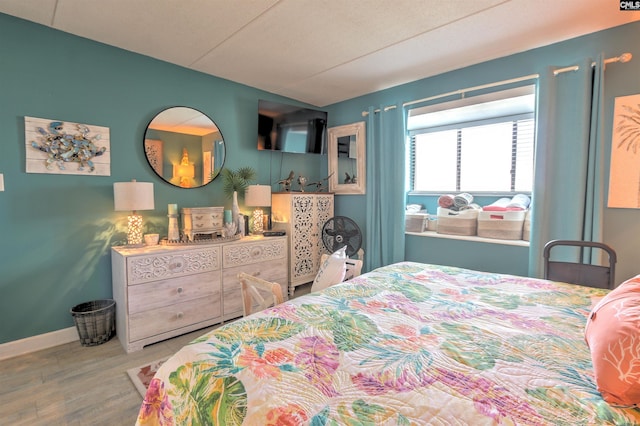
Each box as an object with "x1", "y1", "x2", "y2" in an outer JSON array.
[{"x1": 364, "y1": 104, "x2": 406, "y2": 272}]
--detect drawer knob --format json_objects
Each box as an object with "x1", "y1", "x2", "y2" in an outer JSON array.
[
  {"x1": 177, "y1": 287, "x2": 184, "y2": 294},
  {"x1": 176, "y1": 312, "x2": 184, "y2": 319}
]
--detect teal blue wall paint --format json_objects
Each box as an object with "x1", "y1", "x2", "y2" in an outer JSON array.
[
  {"x1": 325, "y1": 21, "x2": 640, "y2": 282},
  {"x1": 2, "y1": 12, "x2": 639, "y2": 344},
  {"x1": 0, "y1": 14, "x2": 327, "y2": 344},
  {"x1": 405, "y1": 235, "x2": 529, "y2": 277}
]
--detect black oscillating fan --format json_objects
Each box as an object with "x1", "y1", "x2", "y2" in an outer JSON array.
[{"x1": 321, "y1": 216, "x2": 362, "y2": 257}]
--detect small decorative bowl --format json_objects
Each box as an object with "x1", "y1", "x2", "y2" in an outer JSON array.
[{"x1": 144, "y1": 233, "x2": 160, "y2": 245}]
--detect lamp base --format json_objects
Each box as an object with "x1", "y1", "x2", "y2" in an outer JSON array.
[
  {"x1": 252, "y1": 209, "x2": 264, "y2": 234},
  {"x1": 127, "y1": 214, "x2": 144, "y2": 245}
]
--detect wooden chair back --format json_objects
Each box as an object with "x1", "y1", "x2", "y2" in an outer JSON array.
[{"x1": 238, "y1": 272, "x2": 284, "y2": 317}]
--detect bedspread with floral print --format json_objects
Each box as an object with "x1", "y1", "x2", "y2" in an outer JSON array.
[{"x1": 136, "y1": 262, "x2": 640, "y2": 425}]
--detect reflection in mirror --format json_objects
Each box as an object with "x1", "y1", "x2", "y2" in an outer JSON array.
[
  {"x1": 328, "y1": 121, "x2": 366, "y2": 194},
  {"x1": 144, "y1": 107, "x2": 225, "y2": 188}
]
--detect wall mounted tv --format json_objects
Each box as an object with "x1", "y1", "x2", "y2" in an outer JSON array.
[{"x1": 257, "y1": 99, "x2": 327, "y2": 154}]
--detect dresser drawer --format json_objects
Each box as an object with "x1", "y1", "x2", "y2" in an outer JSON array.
[
  {"x1": 129, "y1": 295, "x2": 221, "y2": 342},
  {"x1": 222, "y1": 238, "x2": 286, "y2": 268},
  {"x1": 126, "y1": 247, "x2": 221, "y2": 285},
  {"x1": 128, "y1": 271, "x2": 220, "y2": 314}
]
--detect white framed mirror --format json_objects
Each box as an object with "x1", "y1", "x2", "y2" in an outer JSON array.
[{"x1": 328, "y1": 121, "x2": 366, "y2": 194}]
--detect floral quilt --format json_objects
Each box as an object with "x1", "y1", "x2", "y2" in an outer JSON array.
[{"x1": 136, "y1": 262, "x2": 640, "y2": 425}]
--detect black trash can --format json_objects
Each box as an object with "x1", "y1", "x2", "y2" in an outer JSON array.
[{"x1": 70, "y1": 299, "x2": 116, "y2": 347}]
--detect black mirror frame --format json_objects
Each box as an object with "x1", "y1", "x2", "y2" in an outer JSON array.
[{"x1": 143, "y1": 106, "x2": 226, "y2": 189}]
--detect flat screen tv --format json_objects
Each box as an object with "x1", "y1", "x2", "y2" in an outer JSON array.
[{"x1": 257, "y1": 100, "x2": 327, "y2": 154}]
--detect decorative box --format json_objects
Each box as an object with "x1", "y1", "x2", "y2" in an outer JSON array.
[
  {"x1": 477, "y1": 210, "x2": 526, "y2": 240},
  {"x1": 181, "y1": 207, "x2": 224, "y2": 241},
  {"x1": 437, "y1": 207, "x2": 479, "y2": 236}
]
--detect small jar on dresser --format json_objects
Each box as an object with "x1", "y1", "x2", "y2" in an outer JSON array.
[{"x1": 111, "y1": 235, "x2": 288, "y2": 353}]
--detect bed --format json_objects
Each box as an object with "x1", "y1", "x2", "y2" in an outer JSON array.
[{"x1": 135, "y1": 262, "x2": 640, "y2": 425}]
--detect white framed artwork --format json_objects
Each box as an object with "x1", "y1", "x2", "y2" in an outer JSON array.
[
  {"x1": 25, "y1": 116, "x2": 110, "y2": 176},
  {"x1": 608, "y1": 93, "x2": 640, "y2": 208}
]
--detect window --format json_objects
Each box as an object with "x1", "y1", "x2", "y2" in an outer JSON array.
[{"x1": 408, "y1": 85, "x2": 535, "y2": 194}]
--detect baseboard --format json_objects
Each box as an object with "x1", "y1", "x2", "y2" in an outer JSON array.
[{"x1": 0, "y1": 327, "x2": 79, "y2": 361}]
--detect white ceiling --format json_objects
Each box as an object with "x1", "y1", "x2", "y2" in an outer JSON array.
[{"x1": 1, "y1": 0, "x2": 639, "y2": 106}]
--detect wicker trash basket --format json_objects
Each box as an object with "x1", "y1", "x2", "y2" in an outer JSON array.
[{"x1": 70, "y1": 299, "x2": 116, "y2": 347}]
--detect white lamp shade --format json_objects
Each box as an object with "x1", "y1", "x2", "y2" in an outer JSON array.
[
  {"x1": 114, "y1": 181, "x2": 155, "y2": 211},
  {"x1": 245, "y1": 185, "x2": 272, "y2": 207}
]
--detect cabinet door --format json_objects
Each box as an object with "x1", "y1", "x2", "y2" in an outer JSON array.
[
  {"x1": 290, "y1": 194, "x2": 318, "y2": 283},
  {"x1": 313, "y1": 194, "x2": 334, "y2": 271}
]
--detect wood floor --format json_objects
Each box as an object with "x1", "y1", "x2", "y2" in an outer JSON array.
[
  {"x1": 1, "y1": 324, "x2": 222, "y2": 425},
  {"x1": 2, "y1": 283, "x2": 311, "y2": 425}
]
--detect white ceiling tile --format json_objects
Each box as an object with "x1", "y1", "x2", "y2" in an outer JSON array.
[{"x1": 1, "y1": 0, "x2": 638, "y2": 106}]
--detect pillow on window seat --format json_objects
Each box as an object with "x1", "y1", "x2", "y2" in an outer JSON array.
[
  {"x1": 584, "y1": 275, "x2": 640, "y2": 407},
  {"x1": 311, "y1": 246, "x2": 347, "y2": 293}
]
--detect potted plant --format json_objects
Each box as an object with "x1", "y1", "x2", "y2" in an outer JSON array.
[
  {"x1": 221, "y1": 167, "x2": 256, "y2": 232},
  {"x1": 221, "y1": 167, "x2": 256, "y2": 199}
]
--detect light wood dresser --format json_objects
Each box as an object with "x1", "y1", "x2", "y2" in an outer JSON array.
[{"x1": 111, "y1": 235, "x2": 287, "y2": 353}]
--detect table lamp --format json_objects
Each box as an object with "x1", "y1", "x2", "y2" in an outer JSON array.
[
  {"x1": 114, "y1": 179, "x2": 155, "y2": 245},
  {"x1": 173, "y1": 148, "x2": 195, "y2": 188},
  {"x1": 245, "y1": 185, "x2": 271, "y2": 234}
]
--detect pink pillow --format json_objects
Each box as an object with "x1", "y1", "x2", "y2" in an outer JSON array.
[{"x1": 585, "y1": 275, "x2": 640, "y2": 407}]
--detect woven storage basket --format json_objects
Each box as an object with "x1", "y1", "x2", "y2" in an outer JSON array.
[{"x1": 70, "y1": 299, "x2": 116, "y2": 347}]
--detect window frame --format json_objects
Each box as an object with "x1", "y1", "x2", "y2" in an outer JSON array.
[{"x1": 407, "y1": 87, "x2": 536, "y2": 197}]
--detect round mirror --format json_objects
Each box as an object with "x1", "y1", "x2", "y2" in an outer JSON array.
[{"x1": 144, "y1": 106, "x2": 226, "y2": 188}]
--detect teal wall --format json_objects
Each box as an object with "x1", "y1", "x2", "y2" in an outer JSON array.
[
  {"x1": 1, "y1": 12, "x2": 639, "y2": 344},
  {"x1": 0, "y1": 14, "x2": 327, "y2": 344},
  {"x1": 404, "y1": 235, "x2": 529, "y2": 276},
  {"x1": 325, "y1": 21, "x2": 640, "y2": 282}
]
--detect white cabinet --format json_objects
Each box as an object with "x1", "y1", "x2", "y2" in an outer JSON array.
[
  {"x1": 111, "y1": 235, "x2": 287, "y2": 353},
  {"x1": 271, "y1": 192, "x2": 334, "y2": 295}
]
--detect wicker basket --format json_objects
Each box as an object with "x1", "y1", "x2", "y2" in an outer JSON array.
[{"x1": 70, "y1": 299, "x2": 116, "y2": 347}]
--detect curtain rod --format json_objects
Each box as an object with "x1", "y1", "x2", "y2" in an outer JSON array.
[
  {"x1": 361, "y1": 73, "x2": 539, "y2": 116},
  {"x1": 553, "y1": 52, "x2": 633, "y2": 76},
  {"x1": 402, "y1": 74, "x2": 539, "y2": 109},
  {"x1": 361, "y1": 105, "x2": 397, "y2": 117}
]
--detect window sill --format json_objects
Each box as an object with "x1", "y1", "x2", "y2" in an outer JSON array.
[{"x1": 405, "y1": 230, "x2": 530, "y2": 247}]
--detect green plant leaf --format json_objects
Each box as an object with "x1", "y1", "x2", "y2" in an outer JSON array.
[{"x1": 221, "y1": 167, "x2": 256, "y2": 198}]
